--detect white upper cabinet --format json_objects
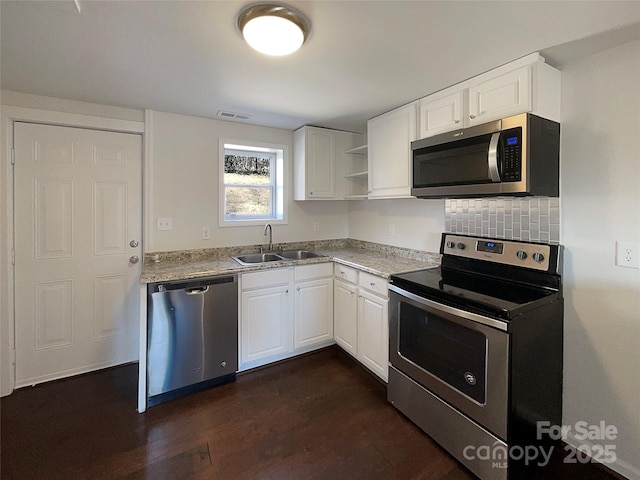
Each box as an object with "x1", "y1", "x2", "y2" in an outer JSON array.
[
  {"x1": 419, "y1": 91, "x2": 464, "y2": 138},
  {"x1": 367, "y1": 102, "x2": 417, "y2": 199},
  {"x1": 294, "y1": 126, "x2": 363, "y2": 200},
  {"x1": 294, "y1": 126, "x2": 336, "y2": 200},
  {"x1": 418, "y1": 53, "x2": 561, "y2": 138},
  {"x1": 467, "y1": 66, "x2": 531, "y2": 126}
]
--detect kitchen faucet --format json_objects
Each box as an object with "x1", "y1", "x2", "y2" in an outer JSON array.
[{"x1": 263, "y1": 223, "x2": 273, "y2": 252}]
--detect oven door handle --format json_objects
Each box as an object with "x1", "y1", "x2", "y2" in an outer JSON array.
[
  {"x1": 388, "y1": 284, "x2": 508, "y2": 332},
  {"x1": 487, "y1": 132, "x2": 501, "y2": 182}
]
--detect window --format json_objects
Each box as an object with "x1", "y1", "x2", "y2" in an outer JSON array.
[{"x1": 219, "y1": 140, "x2": 286, "y2": 226}]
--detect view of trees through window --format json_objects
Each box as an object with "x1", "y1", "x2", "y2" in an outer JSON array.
[{"x1": 224, "y1": 152, "x2": 273, "y2": 216}]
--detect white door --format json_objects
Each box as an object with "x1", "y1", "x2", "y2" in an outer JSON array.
[{"x1": 14, "y1": 122, "x2": 142, "y2": 387}]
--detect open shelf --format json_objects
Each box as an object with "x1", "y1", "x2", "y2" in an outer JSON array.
[
  {"x1": 344, "y1": 144, "x2": 368, "y2": 155},
  {"x1": 344, "y1": 140, "x2": 368, "y2": 199},
  {"x1": 345, "y1": 170, "x2": 368, "y2": 178}
]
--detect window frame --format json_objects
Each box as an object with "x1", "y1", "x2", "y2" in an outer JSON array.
[{"x1": 219, "y1": 139, "x2": 288, "y2": 227}]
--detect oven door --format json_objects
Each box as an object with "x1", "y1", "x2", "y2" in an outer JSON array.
[{"x1": 389, "y1": 285, "x2": 509, "y2": 439}]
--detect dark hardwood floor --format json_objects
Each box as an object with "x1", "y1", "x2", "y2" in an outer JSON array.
[{"x1": 1, "y1": 347, "x2": 622, "y2": 480}]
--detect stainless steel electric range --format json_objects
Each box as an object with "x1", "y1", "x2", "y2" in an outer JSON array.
[{"x1": 388, "y1": 233, "x2": 563, "y2": 480}]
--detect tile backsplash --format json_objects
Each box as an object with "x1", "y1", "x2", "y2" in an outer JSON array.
[{"x1": 445, "y1": 197, "x2": 560, "y2": 244}]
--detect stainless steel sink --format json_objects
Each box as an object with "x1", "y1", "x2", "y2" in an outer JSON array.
[
  {"x1": 231, "y1": 250, "x2": 325, "y2": 265},
  {"x1": 232, "y1": 253, "x2": 283, "y2": 265},
  {"x1": 276, "y1": 250, "x2": 322, "y2": 260}
]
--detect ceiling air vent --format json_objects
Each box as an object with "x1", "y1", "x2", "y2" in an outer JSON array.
[{"x1": 217, "y1": 110, "x2": 252, "y2": 121}]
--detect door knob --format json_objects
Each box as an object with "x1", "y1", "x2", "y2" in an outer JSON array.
[
  {"x1": 130, "y1": 240, "x2": 139, "y2": 248},
  {"x1": 129, "y1": 255, "x2": 140, "y2": 264}
]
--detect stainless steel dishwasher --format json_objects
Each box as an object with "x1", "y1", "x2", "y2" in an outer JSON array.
[{"x1": 147, "y1": 275, "x2": 238, "y2": 407}]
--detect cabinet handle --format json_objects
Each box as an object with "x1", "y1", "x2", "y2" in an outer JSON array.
[
  {"x1": 454, "y1": 120, "x2": 460, "y2": 124},
  {"x1": 285, "y1": 289, "x2": 289, "y2": 294},
  {"x1": 296, "y1": 287, "x2": 301, "y2": 292},
  {"x1": 370, "y1": 282, "x2": 376, "y2": 287},
  {"x1": 309, "y1": 192, "x2": 314, "y2": 195},
  {"x1": 469, "y1": 114, "x2": 476, "y2": 119}
]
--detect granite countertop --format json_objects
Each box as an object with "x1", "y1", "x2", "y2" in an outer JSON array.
[{"x1": 140, "y1": 239, "x2": 441, "y2": 284}]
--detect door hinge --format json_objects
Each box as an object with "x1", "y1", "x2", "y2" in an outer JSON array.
[
  {"x1": 11, "y1": 248, "x2": 15, "y2": 265},
  {"x1": 11, "y1": 148, "x2": 15, "y2": 165},
  {"x1": 11, "y1": 349, "x2": 16, "y2": 367}
]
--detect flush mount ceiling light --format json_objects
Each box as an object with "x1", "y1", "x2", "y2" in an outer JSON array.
[{"x1": 238, "y1": 3, "x2": 310, "y2": 56}]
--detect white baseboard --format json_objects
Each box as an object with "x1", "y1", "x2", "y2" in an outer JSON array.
[{"x1": 565, "y1": 431, "x2": 640, "y2": 480}]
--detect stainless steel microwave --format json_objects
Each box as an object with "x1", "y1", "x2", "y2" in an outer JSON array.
[{"x1": 411, "y1": 113, "x2": 560, "y2": 198}]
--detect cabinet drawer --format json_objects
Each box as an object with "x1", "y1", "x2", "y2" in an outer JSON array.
[
  {"x1": 295, "y1": 262, "x2": 333, "y2": 281},
  {"x1": 241, "y1": 268, "x2": 291, "y2": 290},
  {"x1": 358, "y1": 271, "x2": 388, "y2": 298},
  {"x1": 334, "y1": 263, "x2": 358, "y2": 284}
]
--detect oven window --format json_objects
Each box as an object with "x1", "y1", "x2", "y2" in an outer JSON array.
[
  {"x1": 413, "y1": 133, "x2": 494, "y2": 187},
  {"x1": 398, "y1": 301, "x2": 487, "y2": 403}
]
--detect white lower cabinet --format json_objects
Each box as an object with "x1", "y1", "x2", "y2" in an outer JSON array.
[
  {"x1": 333, "y1": 264, "x2": 389, "y2": 382},
  {"x1": 240, "y1": 268, "x2": 293, "y2": 370},
  {"x1": 239, "y1": 263, "x2": 334, "y2": 371},
  {"x1": 334, "y1": 278, "x2": 358, "y2": 356},
  {"x1": 294, "y1": 264, "x2": 334, "y2": 349},
  {"x1": 357, "y1": 288, "x2": 389, "y2": 382}
]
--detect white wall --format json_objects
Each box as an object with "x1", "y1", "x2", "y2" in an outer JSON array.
[
  {"x1": 560, "y1": 40, "x2": 640, "y2": 479},
  {"x1": 348, "y1": 198, "x2": 444, "y2": 252},
  {"x1": 147, "y1": 110, "x2": 348, "y2": 252}
]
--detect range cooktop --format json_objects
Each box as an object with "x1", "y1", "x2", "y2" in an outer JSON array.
[{"x1": 390, "y1": 234, "x2": 563, "y2": 320}]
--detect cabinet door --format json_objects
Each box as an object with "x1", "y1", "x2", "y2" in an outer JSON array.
[
  {"x1": 367, "y1": 102, "x2": 417, "y2": 198},
  {"x1": 419, "y1": 91, "x2": 464, "y2": 138},
  {"x1": 294, "y1": 126, "x2": 336, "y2": 200},
  {"x1": 468, "y1": 66, "x2": 531, "y2": 126},
  {"x1": 333, "y1": 279, "x2": 358, "y2": 356},
  {"x1": 357, "y1": 289, "x2": 389, "y2": 381},
  {"x1": 294, "y1": 277, "x2": 334, "y2": 349},
  {"x1": 241, "y1": 285, "x2": 293, "y2": 366}
]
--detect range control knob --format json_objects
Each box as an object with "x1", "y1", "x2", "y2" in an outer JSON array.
[
  {"x1": 516, "y1": 250, "x2": 528, "y2": 260},
  {"x1": 446, "y1": 241, "x2": 455, "y2": 248},
  {"x1": 532, "y1": 252, "x2": 545, "y2": 263},
  {"x1": 456, "y1": 242, "x2": 466, "y2": 250}
]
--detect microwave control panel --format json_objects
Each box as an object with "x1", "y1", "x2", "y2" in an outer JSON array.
[{"x1": 500, "y1": 127, "x2": 522, "y2": 182}]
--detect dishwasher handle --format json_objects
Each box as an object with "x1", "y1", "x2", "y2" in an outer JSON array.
[
  {"x1": 149, "y1": 275, "x2": 237, "y2": 294},
  {"x1": 185, "y1": 286, "x2": 209, "y2": 295}
]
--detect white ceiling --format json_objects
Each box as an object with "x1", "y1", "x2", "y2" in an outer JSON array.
[{"x1": 2, "y1": 1, "x2": 640, "y2": 132}]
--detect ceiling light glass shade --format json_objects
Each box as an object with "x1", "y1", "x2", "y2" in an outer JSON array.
[{"x1": 238, "y1": 4, "x2": 310, "y2": 56}]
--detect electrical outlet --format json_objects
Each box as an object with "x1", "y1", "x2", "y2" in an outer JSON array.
[
  {"x1": 156, "y1": 217, "x2": 172, "y2": 231},
  {"x1": 313, "y1": 221, "x2": 320, "y2": 232},
  {"x1": 388, "y1": 223, "x2": 396, "y2": 236},
  {"x1": 616, "y1": 241, "x2": 640, "y2": 269},
  {"x1": 202, "y1": 226, "x2": 211, "y2": 240}
]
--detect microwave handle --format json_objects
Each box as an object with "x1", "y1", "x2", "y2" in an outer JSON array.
[{"x1": 488, "y1": 132, "x2": 501, "y2": 182}]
